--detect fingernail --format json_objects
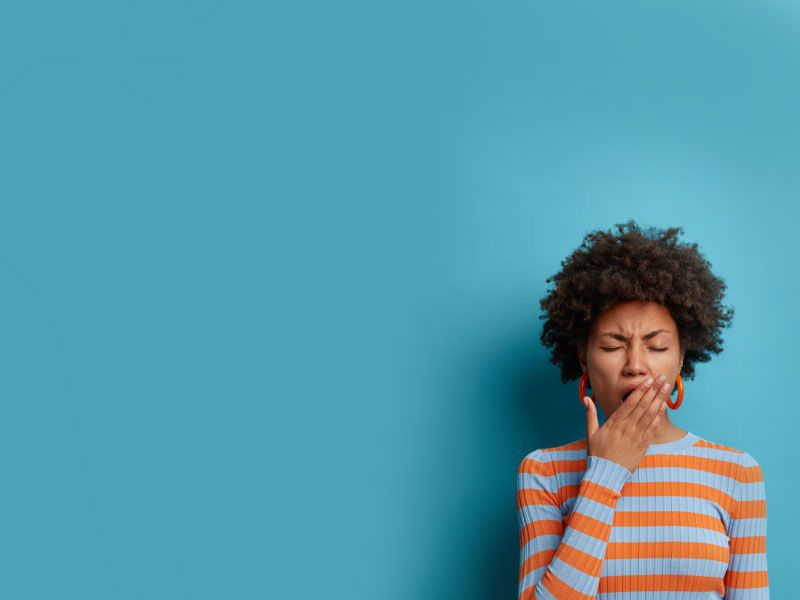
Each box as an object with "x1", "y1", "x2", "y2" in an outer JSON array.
[
  {"x1": 657, "y1": 374, "x2": 666, "y2": 383},
  {"x1": 661, "y1": 382, "x2": 670, "y2": 391},
  {"x1": 645, "y1": 377, "x2": 653, "y2": 385}
]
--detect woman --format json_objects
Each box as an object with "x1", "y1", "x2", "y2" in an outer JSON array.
[{"x1": 517, "y1": 221, "x2": 769, "y2": 599}]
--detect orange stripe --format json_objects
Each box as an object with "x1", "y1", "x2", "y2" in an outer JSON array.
[
  {"x1": 544, "y1": 454, "x2": 762, "y2": 484},
  {"x1": 558, "y1": 479, "x2": 732, "y2": 511},
  {"x1": 520, "y1": 519, "x2": 563, "y2": 548},
  {"x1": 606, "y1": 540, "x2": 729, "y2": 562},
  {"x1": 734, "y1": 499, "x2": 767, "y2": 519},
  {"x1": 599, "y1": 574, "x2": 725, "y2": 594},
  {"x1": 739, "y1": 464, "x2": 765, "y2": 483},
  {"x1": 519, "y1": 547, "x2": 556, "y2": 578},
  {"x1": 541, "y1": 570, "x2": 595, "y2": 600},
  {"x1": 549, "y1": 458, "x2": 592, "y2": 474},
  {"x1": 556, "y1": 479, "x2": 626, "y2": 507},
  {"x1": 640, "y1": 454, "x2": 761, "y2": 482},
  {"x1": 563, "y1": 511, "x2": 612, "y2": 541},
  {"x1": 725, "y1": 569, "x2": 769, "y2": 588},
  {"x1": 694, "y1": 439, "x2": 742, "y2": 453},
  {"x1": 519, "y1": 457, "x2": 552, "y2": 475},
  {"x1": 518, "y1": 542, "x2": 605, "y2": 581},
  {"x1": 730, "y1": 535, "x2": 767, "y2": 554},
  {"x1": 519, "y1": 584, "x2": 536, "y2": 600},
  {"x1": 517, "y1": 487, "x2": 558, "y2": 508},
  {"x1": 555, "y1": 542, "x2": 603, "y2": 578},
  {"x1": 614, "y1": 481, "x2": 734, "y2": 503},
  {"x1": 613, "y1": 510, "x2": 727, "y2": 534}
]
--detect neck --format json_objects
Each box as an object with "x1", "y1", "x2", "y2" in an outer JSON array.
[{"x1": 650, "y1": 416, "x2": 686, "y2": 444}]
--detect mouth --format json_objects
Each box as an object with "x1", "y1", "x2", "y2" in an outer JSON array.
[{"x1": 621, "y1": 388, "x2": 635, "y2": 402}]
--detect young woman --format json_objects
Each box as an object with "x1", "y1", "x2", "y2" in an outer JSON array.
[{"x1": 517, "y1": 221, "x2": 769, "y2": 599}]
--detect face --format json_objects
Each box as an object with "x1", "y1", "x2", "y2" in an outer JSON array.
[{"x1": 578, "y1": 300, "x2": 685, "y2": 418}]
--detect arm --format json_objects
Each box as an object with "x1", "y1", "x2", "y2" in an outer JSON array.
[
  {"x1": 517, "y1": 448, "x2": 631, "y2": 600},
  {"x1": 722, "y1": 451, "x2": 769, "y2": 599}
]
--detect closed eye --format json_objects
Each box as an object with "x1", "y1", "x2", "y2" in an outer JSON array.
[{"x1": 600, "y1": 347, "x2": 668, "y2": 352}]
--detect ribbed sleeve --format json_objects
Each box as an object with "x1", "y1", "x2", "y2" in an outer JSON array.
[
  {"x1": 517, "y1": 450, "x2": 631, "y2": 600},
  {"x1": 722, "y1": 451, "x2": 769, "y2": 599}
]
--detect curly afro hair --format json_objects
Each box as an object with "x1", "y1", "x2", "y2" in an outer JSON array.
[{"x1": 539, "y1": 220, "x2": 734, "y2": 383}]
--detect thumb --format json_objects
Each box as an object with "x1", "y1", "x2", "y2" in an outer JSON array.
[{"x1": 583, "y1": 396, "x2": 598, "y2": 440}]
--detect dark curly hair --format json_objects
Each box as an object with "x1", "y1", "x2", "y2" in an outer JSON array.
[{"x1": 539, "y1": 220, "x2": 734, "y2": 383}]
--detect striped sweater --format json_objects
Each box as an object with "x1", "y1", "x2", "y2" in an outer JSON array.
[{"x1": 516, "y1": 431, "x2": 768, "y2": 599}]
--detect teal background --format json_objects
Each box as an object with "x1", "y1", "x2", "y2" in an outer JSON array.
[{"x1": 1, "y1": 1, "x2": 796, "y2": 598}]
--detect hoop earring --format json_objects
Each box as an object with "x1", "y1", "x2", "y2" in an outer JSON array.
[
  {"x1": 667, "y1": 374, "x2": 684, "y2": 410},
  {"x1": 578, "y1": 371, "x2": 594, "y2": 403}
]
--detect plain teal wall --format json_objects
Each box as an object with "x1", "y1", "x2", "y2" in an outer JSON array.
[{"x1": 2, "y1": 1, "x2": 797, "y2": 598}]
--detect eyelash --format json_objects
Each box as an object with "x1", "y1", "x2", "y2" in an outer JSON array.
[{"x1": 600, "y1": 347, "x2": 668, "y2": 352}]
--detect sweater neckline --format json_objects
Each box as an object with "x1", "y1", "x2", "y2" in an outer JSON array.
[{"x1": 645, "y1": 430, "x2": 699, "y2": 455}]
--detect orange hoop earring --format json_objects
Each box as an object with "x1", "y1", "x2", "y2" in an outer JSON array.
[
  {"x1": 667, "y1": 374, "x2": 684, "y2": 410},
  {"x1": 578, "y1": 371, "x2": 593, "y2": 403}
]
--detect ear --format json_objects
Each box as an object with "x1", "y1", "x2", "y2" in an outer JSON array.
[
  {"x1": 678, "y1": 348, "x2": 685, "y2": 372},
  {"x1": 577, "y1": 344, "x2": 586, "y2": 372}
]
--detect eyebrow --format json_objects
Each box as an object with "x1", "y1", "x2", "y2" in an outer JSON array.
[{"x1": 598, "y1": 329, "x2": 670, "y2": 341}]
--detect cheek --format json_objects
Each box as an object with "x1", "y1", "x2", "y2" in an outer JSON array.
[
  {"x1": 656, "y1": 351, "x2": 682, "y2": 370},
  {"x1": 586, "y1": 357, "x2": 617, "y2": 388},
  {"x1": 588, "y1": 351, "x2": 622, "y2": 372}
]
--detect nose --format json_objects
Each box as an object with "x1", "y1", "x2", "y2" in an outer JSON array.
[{"x1": 622, "y1": 344, "x2": 649, "y2": 377}]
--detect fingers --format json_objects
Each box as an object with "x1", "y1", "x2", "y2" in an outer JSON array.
[
  {"x1": 627, "y1": 377, "x2": 664, "y2": 424},
  {"x1": 612, "y1": 377, "x2": 656, "y2": 423},
  {"x1": 635, "y1": 379, "x2": 670, "y2": 431},
  {"x1": 584, "y1": 396, "x2": 598, "y2": 440},
  {"x1": 643, "y1": 399, "x2": 668, "y2": 438}
]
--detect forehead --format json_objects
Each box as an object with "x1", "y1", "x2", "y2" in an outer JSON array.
[{"x1": 590, "y1": 300, "x2": 677, "y2": 334}]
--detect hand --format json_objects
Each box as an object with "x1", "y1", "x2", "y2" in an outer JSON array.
[{"x1": 582, "y1": 375, "x2": 671, "y2": 473}]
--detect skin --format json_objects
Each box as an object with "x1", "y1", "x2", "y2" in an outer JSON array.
[{"x1": 577, "y1": 299, "x2": 687, "y2": 445}]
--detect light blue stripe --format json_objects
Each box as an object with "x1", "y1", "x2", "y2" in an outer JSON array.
[
  {"x1": 600, "y1": 593, "x2": 723, "y2": 599},
  {"x1": 518, "y1": 471, "x2": 559, "y2": 488},
  {"x1": 519, "y1": 566, "x2": 546, "y2": 592},
  {"x1": 541, "y1": 441, "x2": 744, "y2": 464},
  {"x1": 563, "y1": 497, "x2": 617, "y2": 524},
  {"x1": 683, "y1": 447, "x2": 748, "y2": 462},
  {"x1": 729, "y1": 552, "x2": 768, "y2": 571},
  {"x1": 608, "y1": 526, "x2": 730, "y2": 545},
  {"x1": 724, "y1": 586, "x2": 769, "y2": 600},
  {"x1": 542, "y1": 448, "x2": 588, "y2": 461},
  {"x1": 601, "y1": 557, "x2": 727, "y2": 576},
  {"x1": 549, "y1": 555, "x2": 599, "y2": 595},
  {"x1": 522, "y1": 530, "x2": 607, "y2": 561},
  {"x1": 567, "y1": 495, "x2": 623, "y2": 521},
  {"x1": 518, "y1": 503, "x2": 561, "y2": 526},
  {"x1": 532, "y1": 466, "x2": 763, "y2": 497},
  {"x1": 728, "y1": 517, "x2": 767, "y2": 537},
  {"x1": 616, "y1": 496, "x2": 723, "y2": 514},
  {"x1": 633, "y1": 466, "x2": 740, "y2": 488},
  {"x1": 519, "y1": 569, "x2": 560, "y2": 599},
  {"x1": 738, "y1": 480, "x2": 766, "y2": 496},
  {"x1": 520, "y1": 533, "x2": 560, "y2": 561},
  {"x1": 616, "y1": 495, "x2": 729, "y2": 515},
  {"x1": 554, "y1": 528, "x2": 608, "y2": 558}
]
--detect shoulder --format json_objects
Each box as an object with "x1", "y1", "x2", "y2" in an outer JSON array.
[
  {"x1": 690, "y1": 434, "x2": 765, "y2": 480},
  {"x1": 517, "y1": 437, "x2": 587, "y2": 473}
]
